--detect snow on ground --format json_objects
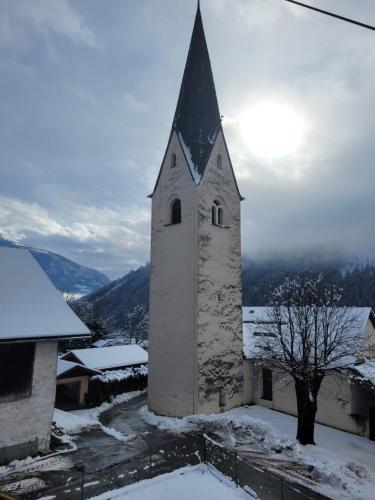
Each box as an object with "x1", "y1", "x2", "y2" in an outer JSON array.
[
  {"x1": 0, "y1": 454, "x2": 74, "y2": 481},
  {"x1": 89, "y1": 464, "x2": 255, "y2": 500},
  {"x1": 54, "y1": 408, "x2": 99, "y2": 434},
  {"x1": 72, "y1": 390, "x2": 145, "y2": 424},
  {"x1": 55, "y1": 390, "x2": 145, "y2": 442},
  {"x1": 142, "y1": 405, "x2": 375, "y2": 500},
  {"x1": 1, "y1": 477, "x2": 47, "y2": 496}
]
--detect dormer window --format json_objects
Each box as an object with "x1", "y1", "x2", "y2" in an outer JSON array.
[
  {"x1": 217, "y1": 154, "x2": 223, "y2": 169},
  {"x1": 171, "y1": 153, "x2": 177, "y2": 168},
  {"x1": 171, "y1": 199, "x2": 181, "y2": 224}
]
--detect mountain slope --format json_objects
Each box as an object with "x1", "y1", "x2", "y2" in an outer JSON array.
[
  {"x1": 73, "y1": 264, "x2": 150, "y2": 330},
  {"x1": 72, "y1": 255, "x2": 375, "y2": 332},
  {"x1": 0, "y1": 236, "x2": 110, "y2": 294}
]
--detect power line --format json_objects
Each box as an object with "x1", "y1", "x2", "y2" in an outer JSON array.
[{"x1": 284, "y1": 0, "x2": 375, "y2": 31}]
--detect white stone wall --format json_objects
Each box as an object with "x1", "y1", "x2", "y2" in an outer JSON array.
[
  {"x1": 0, "y1": 340, "x2": 58, "y2": 452},
  {"x1": 148, "y1": 130, "x2": 244, "y2": 416},
  {"x1": 195, "y1": 131, "x2": 244, "y2": 413},
  {"x1": 245, "y1": 359, "x2": 370, "y2": 437},
  {"x1": 148, "y1": 132, "x2": 197, "y2": 416}
]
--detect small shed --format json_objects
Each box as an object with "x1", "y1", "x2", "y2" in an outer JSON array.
[
  {"x1": 56, "y1": 360, "x2": 99, "y2": 410},
  {"x1": 0, "y1": 248, "x2": 90, "y2": 464}
]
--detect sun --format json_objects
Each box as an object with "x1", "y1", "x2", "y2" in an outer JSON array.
[{"x1": 239, "y1": 101, "x2": 306, "y2": 159}]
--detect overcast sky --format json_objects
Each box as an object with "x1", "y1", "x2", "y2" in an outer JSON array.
[{"x1": 0, "y1": 0, "x2": 374, "y2": 278}]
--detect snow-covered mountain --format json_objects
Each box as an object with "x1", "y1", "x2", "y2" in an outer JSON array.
[{"x1": 0, "y1": 236, "x2": 110, "y2": 295}]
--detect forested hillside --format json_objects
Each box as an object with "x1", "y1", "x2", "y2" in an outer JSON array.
[{"x1": 72, "y1": 256, "x2": 375, "y2": 333}]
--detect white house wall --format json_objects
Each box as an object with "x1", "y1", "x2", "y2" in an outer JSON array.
[
  {"x1": 362, "y1": 318, "x2": 375, "y2": 357},
  {"x1": 245, "y1": 359, "x2": 370, "y2": 438},
  {"x1": 0, "y1": 340, "x2": 58, "y2": 455}
]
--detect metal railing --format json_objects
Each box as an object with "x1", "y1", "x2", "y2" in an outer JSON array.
[{"x1": 27, "y1": 433, "x2": 329, "y2": 500}]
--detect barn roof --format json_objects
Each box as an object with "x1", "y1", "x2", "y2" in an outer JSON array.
[
  {"x1": 61, "y1": 344, "x2": 148, "y2": 371},
  {"x1": 0, "y1": 248, "x2": 91, "y2": 342}
]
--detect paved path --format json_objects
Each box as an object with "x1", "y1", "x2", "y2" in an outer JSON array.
[{"x1": 21, "y1": 394, "x2": 198, "y2": 499}]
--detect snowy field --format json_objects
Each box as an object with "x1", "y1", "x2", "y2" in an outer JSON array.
[
  {"x1": 143, "y1": 404, "x2": 375, "y2": 500},
  {"x1": 89, "y1": 465, "x2": 255, "y2": 500}
]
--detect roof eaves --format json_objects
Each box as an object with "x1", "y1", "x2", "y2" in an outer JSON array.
[
  {"x1": 0, "y1": 332, "x2": 90, "y2": 343},
  {"x1": 221, "y1": 130, "x2": 245, "y2": 201}
]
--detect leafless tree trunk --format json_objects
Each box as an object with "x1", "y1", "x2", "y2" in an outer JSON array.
[{"x1": 256, "y1": 274, "x2": 361, "y2": 445}]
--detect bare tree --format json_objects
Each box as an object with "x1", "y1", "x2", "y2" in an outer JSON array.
[
  {"x1": 123, "y1": 304, "x2": 149, "y2": 345},
  {"x1": 256, "y1": 274, "x2": 361, "y2": 445}
]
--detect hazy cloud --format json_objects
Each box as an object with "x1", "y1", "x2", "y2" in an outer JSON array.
[{"x1": 0, "y1": 0, "x2": 374, "y2": 277}]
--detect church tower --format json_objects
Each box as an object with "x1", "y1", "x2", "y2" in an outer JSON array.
[{"x1": 148, "y1": 3, "x2": 244, "y2": 417}]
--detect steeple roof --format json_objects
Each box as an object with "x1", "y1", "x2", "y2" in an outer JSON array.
[{"x1": 173, "y1": 2, "x2": 221, "y2": 177}]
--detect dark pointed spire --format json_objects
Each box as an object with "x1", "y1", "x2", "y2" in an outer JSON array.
[{"x1": 173, "y1": 2, "x2": 221, "y2": 177}]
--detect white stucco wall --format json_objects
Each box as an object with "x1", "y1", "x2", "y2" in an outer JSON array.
[
  {"x1": 148, "y1": 132, "x2": 197, "y2": 416},
  {"x1": 0, "y1": 340, "x2": 58, "y2": 452},
  {"x1": 148, "y1": 131, "x2": 244, "y2": 417},
  {"x1": 362, "y1": 318, "x2": 375, "y2": 357},
  {"x1": 195, "y1": 131, "x2": 244, "y2": 413},
  {"x1": 245, "y1": 359, "x2": 370, "y2": 438}
]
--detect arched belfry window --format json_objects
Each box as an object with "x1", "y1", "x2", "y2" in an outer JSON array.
[
  {"x1": 212, "y1": 199, "x2": 224, "y2": 226},
  {"x1": 171, "y1": 153, "x2": 177, "y2": 168},
  {"x1": 217, "y1": 154, "x2": 223, "y2": 169},
  {"x1": 218, "y1": 207, "x2": 224, "y2": 226},
  {"x1": 211, "y1": 205, "x2": 216, "y2": 225},
  {"x1": 171, "y1": 199, "x2": 181, "y2": 224}
]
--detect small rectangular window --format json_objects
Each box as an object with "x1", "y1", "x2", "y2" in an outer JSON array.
[
  {"x1": 0, "y1": 343, "x2": 35, "y2": 402},
  {"x1": 218, "y1": 293, "x2": 223, "y2": 303},
  {"x1": 262, "y1": 367, "x2": 273, "y2": 401},
  {"x1": 219, "y1": 391, "x2": 226, "y2": 408}
]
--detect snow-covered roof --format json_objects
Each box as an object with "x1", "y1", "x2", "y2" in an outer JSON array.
[
  {"x1": 0, "y1": 248, "x2": 91, "y2": 342},
  {"x1": 242, "y1": 306, "x2": 374, "y2": 360},
  {"x1": 243, "y1": 307, "x2": 272, "y2": 323},
  {"x1": 351, "y1": 359, "x2": 375, "y2": 387},
  {"x1": 57, "y1": 359, "x2": 100, "y2": 378},
  {"x1": 61, "y1": 344, "x2": 148, "y2": 370}
]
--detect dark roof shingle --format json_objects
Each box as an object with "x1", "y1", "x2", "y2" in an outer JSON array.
[{"x1": 172, "y1": 3, "x2": 221, "y2": 177}]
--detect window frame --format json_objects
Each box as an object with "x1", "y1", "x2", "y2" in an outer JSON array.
[
  {"x1": 170, "y1": 198, "x2": 182, "y2": 225},
  {"x1": 211, "y1": 205, "x2": 216, "y2": 225},
  {"x1": 170, "y1": 153, "x2": 177, "y2": 168},
  {"x1": 217, "y1": 154, "x2": 223, "y2": 170},
  {"x1": 217, "y1": 207, "x2": 224, "y2": 226},
  {"x1": 0, "y1": 342, "x2": 36, "y2": 403},
  {"x1": 212, "y1": 200, "x2": 225, "y2": 227}
]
